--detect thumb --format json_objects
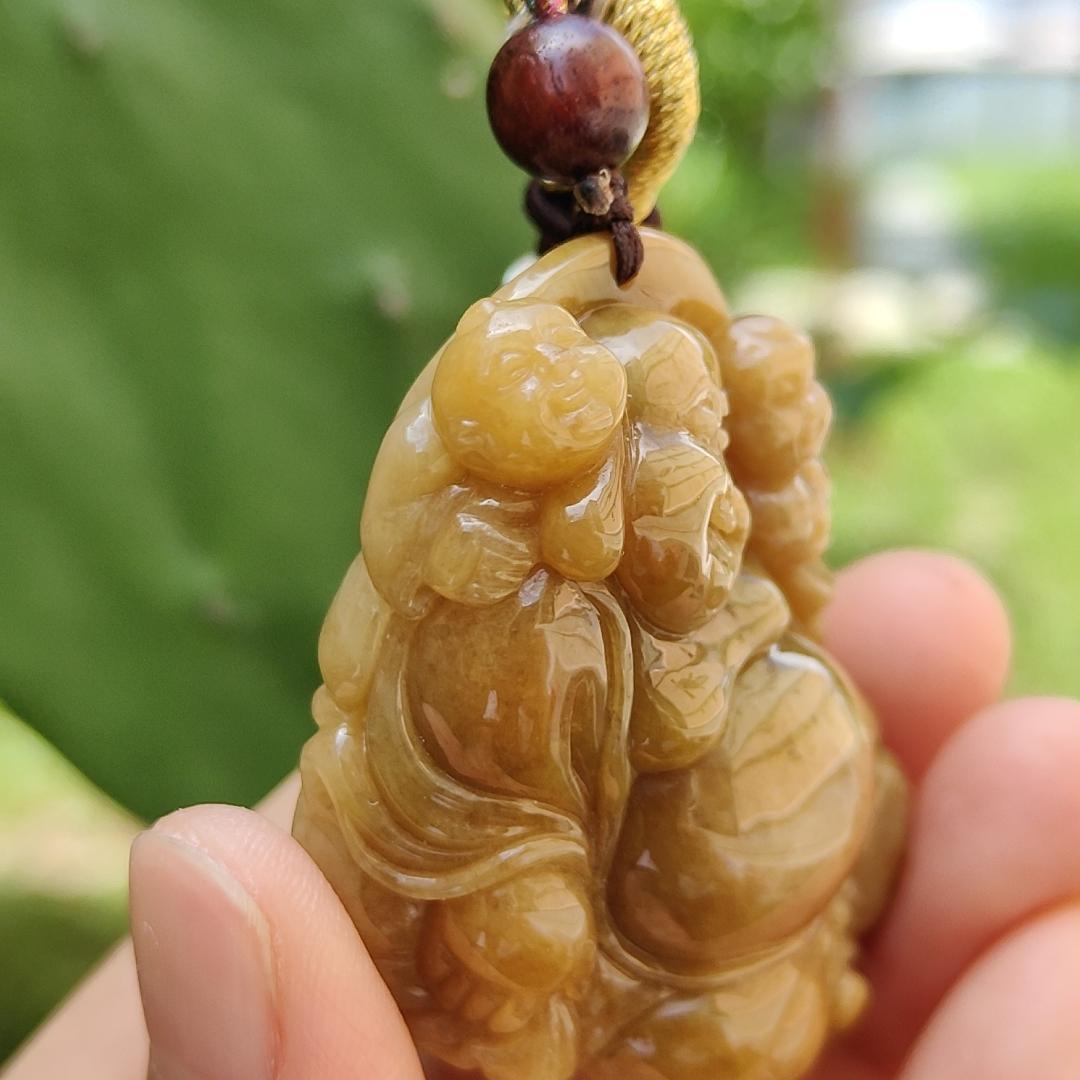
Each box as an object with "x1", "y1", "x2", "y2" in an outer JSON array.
[{"x1": 130, "y1": 804, "x2": 424, "y2": 1080}]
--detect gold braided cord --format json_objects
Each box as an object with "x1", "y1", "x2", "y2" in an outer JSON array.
[
  {"x1": 607, "y1": 0, "x2": 699, "y2": 218},
  {"x1": 503, "y1": 0, "x2": 700, "y2": 220}
]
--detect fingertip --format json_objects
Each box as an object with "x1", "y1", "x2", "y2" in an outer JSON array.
[
  {"x1": 130, "y1": 828, "x2": 277, "y2": 1080},
  {"x1": 854, "y1": 694, "x2": 1080, "y2": 1066},
  {"x1": 824, "y1": 549, "x2": 1011, "y2": 779},
  {"x1": 141, "y1": 803, "x2": 423, "y2": 1080},
  {"x1": 901, "y1": 904, "x2": 1080, "y2": 1079},
  {"x1": 920, "y1": 695, "x2": 1080, "y2": 854},
  {"x1": 152, "y1": 802, "x2": 260, "y2": 842},
  {"x1": 969, "y1": 694, "x2": 1080, "y2": 737}
]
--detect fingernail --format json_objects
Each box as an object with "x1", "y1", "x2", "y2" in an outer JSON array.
[{"x1": 130, "y1": 830, "x2": 278, "y2": 1080}]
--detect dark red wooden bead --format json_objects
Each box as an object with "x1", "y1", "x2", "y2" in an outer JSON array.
[{"x1": 487, "y1": 14, "x2": 650, "y2": 187}]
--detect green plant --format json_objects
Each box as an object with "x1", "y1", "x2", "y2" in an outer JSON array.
[
  {"x1": 830, "y1": 347, "x2": 1080, "y2": 700},
  {"x1": 0, "y1": 0, "x2": 524, "y2": 818}
]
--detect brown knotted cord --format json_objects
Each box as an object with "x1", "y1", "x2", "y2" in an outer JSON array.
[{"x1": 525, "y1": 169, "x2": 659, "y2": 286}]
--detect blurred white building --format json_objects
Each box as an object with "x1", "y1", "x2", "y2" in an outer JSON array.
[
  {"x1": 840, "y1": 0, "x2": 1080, "y2": 162},
  {"x1": 742, "y1": 0, "x2": 1079, "y2": 355},
  {"x1": 837, "y1": 0, "x2": 1078, "y2": 329}
]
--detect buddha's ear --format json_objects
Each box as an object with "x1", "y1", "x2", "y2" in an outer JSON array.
[
  {"x1": 360, "y1": 397, "x2": 465, "y2": 618},
  {"x1": 318, "y1": 555, "x2": 392, "y2": 716}
]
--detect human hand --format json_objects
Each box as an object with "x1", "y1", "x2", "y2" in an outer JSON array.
[{"x1": 6, "y1": 551, "x2": 1079, "y2": 1080}]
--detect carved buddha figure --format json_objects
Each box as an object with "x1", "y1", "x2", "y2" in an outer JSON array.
[{"x1": 294, "y1": 231, "x2": 907, "y2": 1080}]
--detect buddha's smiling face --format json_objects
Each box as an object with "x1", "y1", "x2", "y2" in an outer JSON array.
[{"x1": 583, "y1": 304, "x2": 749, "y2": 634}]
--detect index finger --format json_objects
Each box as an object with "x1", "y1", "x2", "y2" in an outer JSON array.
[{"x1": 823, "y1": 549, "x2": 1011, "y2": 781}]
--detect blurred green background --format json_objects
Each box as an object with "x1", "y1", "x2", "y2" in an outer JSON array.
[{"x1": 2, "y1": 0, "x2": 1078, "y2": 1062}]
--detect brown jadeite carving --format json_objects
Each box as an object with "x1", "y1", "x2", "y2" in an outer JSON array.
[{"x1": 294, "y1": 230, "x2": 908, "y2": 1080}]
